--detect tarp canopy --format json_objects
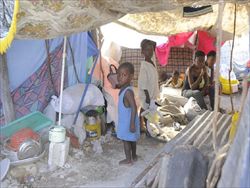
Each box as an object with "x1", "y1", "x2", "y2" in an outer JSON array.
[
  {"x1": 118, "y1": 3, "x2": 250, "y2": 38},
  {"x1": 15, "y1": 0, "x2": 250, "y2": 39}
]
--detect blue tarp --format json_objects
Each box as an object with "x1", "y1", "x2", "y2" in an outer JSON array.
[{"x1": 6, "y1": 31, "x2": 98, "y2": 91}]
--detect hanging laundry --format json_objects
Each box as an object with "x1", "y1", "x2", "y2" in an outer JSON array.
[
  {"x1": 197, "y1": 30, "x2": 216, "y2": 54},
  {"x1": 155, "y1": 32, "x2": 194, "y2": 66}
]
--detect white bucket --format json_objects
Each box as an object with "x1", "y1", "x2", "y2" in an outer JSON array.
[{"x1": 49, "y1": 126, "x2": 66, "y2": 143}]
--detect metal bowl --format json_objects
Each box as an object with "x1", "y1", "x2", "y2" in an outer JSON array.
[
  {"x1": 17, "y1": 139, "x2": 42, "y2": 160},
  {"x1": 1, "y1": 138, "x2": 45, "y2": 166}
]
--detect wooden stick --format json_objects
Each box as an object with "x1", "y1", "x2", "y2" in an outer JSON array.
[
  {"x1": 212, "y1": 0, "x2": 225, "y2": 153},
  {"x1": 58, "y1": 36, "x2": 67, "y2": 126},
  {"x1": 97, "y1": 28, "x2": 105, "y2": 86},
  {"x1": 206, "y1": 143, "x2": 230, "y2": 188},
  {"x1": 207, "y1": 150, "x2": 229, "y2": 188},
  {"x1": 131, "y1": 153, "x2": 164, "y2": 187},
  {"x1": 152, "y1": 167, "x2": 161, "y2": 188},
  {"x1": 158, "y1": 155, "x2": 169, "y2": 188},
  {"x1": 228, "y1": 4, "x2": 237, "y2": 113},
  {"x1": 146, "y1": 162, "x2": 160, "y2": 187},
  {"x1": 0, "y1": 53, "x2": 15, "y2": 123}
]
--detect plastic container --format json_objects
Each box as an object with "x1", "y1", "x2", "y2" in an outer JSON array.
[
  {"x1": 84, "y1": 110, "x2": 101, "y2": 141},
  {"x1": 0, "y1": 111, "x2": 53, "y2": 138},
  {"x1": 49, "y1": 126, "x2": 66, "y2": 143},
  {"x1": 9, "y1": 128, "x2": 39, "y2": 151},
  {"x1": 85, "y1": 123, "x2": 101, "y2": 141},
  {"x1": 220, "y1": 76, "x2": 239, "y2": 94}
]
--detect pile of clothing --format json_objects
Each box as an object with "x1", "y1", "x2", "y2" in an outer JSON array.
[{"x1": 143, "y1": 95, "x2": 204, "y2": 142}]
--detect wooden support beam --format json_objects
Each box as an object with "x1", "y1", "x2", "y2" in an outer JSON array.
[{"x1": 0, "y1": 53, "x2": 15, "y2": 123}]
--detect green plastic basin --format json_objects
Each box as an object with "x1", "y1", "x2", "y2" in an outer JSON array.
[{"x1": 0, "y1": 111, "x2": 53, "y2": 138}]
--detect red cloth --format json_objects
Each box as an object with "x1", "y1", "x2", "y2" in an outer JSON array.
[
  {"x1": 155, "y1": 32, "x2": 194, "y2": 66},
  {"x1": 197, "y1": 30, "x2": 216, "y2": 54}
]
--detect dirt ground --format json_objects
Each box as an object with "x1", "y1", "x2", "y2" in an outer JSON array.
[
  {"x1": 2, "y1": 93, "x2": 242, "y2": 187},
  {"x1": 39, "y1": 134, "x2": 165, "y2": 187},
  {"x1": 3, "y1": 133, "x2": 166, "y2": 187}
]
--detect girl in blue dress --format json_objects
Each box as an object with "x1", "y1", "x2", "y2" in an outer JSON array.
[{"x1": 117, "y1": 62, "x2": 140, "y2": 165}]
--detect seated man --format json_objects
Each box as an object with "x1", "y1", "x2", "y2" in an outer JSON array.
[
  {"x1": 165, "y1": 70, "x2": 183, "y2": 88},
  {"x1": 182, "y1": 51, "x2": 210, "y2": 110},
  {"x1": 205, "y1": 50, "x2": 216, "y2": 110}
]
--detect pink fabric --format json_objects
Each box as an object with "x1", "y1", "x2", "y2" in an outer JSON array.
[
  {"x1": 197, "y1": 30, "x2": 216, "y2": 54},
  {"x1": 92, "y1": 56, "x2": 119, "y2": 105},
  {"x1": 155, "y1": 32, "x2": 194, "y2": 66}
]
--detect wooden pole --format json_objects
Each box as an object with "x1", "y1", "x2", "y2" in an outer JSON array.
[
  {"x1": 97, "y1": 28, "x2": 105, "y2": 86},
  {"x1": 58, "y1": 36, "x2": 67, "y2": 126},
  {"x1": 212, "y1": 0, "x2": 225, "y2": 153},
  {"x1": 228, "y1": 4, "x2": 237, "y2": 113},
  {"x1": 0, "y1": 53, "x2": 15, "y2": 123},
  {"x1": 90, "y1": 29, "x2": 98, "y2": 46},
  {"x1": 248, "y1": 5, "x2": 250, "y2": 62}
]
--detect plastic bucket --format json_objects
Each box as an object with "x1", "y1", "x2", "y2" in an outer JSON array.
[
  {"x1": 220, "y1": 76, "x2": 239, "y2": 94},
  {"x1": 49, "y1": 126, "x2": 66, "y2": 143},
  {"x1": 85, "y1": 122, "x2": 101, "y2": 141}
]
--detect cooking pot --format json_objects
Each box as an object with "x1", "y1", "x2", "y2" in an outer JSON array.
[
  {"x1": 2, "y1": 138, "x2": 42, "y2": 161},
  {"x1": 49, "y1": 126, "x2": 66, "y2": 143},
  {"x1": 17, "y1": 139, "x2": 42, "y2": 160}
]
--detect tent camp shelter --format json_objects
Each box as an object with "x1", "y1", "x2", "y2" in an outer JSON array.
[
  {"x1": 10, "y1": 0, "x2": 250, "y2": 39},
  {"x1": 0, "y1": 0, "x2": 250, "y2": 187}
]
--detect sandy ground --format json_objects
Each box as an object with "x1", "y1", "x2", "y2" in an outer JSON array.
[
  {"x1": 37, "y1": 134, "x2": 165, "y2": 187},
  {"x1": 1, "y1": 92, "x2": 242, "y2": 187},
  {"x1": 2, "y1": 133, "x2": 166, "y2": 187}
]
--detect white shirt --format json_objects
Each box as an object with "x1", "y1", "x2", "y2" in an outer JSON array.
[{"x1": 138, "y1": 61, "x2": 159, "y2": 109}]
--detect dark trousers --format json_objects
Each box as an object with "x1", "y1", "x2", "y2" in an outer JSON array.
[
  {"x1": 182, "y1": 87, "x2": 215, "y2": 110},
  {"x1": 208, "y1": 86, "x2": 215, "y2": 110},
  {"x1": 182, "y1": 89, "x2": 207, "y2": 110}
]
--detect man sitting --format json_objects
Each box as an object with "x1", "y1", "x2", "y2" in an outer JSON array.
[{"x1": 182, "y1": 51, "x2": 214, "y2": 110}]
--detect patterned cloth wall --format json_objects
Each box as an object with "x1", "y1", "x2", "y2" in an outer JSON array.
[
  {"x1": 120, "y1": 47, "x2": 193, "y2": 87},
  {"x1": 0, "y1": 43, "x2": 66, "y2": 126}
]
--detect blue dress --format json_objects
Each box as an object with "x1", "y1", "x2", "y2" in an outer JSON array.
[{"x1": 117, "y1": 86, "x2": 140, "y2": 142}]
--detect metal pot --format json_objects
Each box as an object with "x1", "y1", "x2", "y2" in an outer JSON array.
[
  {"x1": 49, "y1": 126, "x2": 66, "y2": 143},
  {"x1": 17, "y1": 139, "x2": 42, "y2": 160},
  {"x1": 2, "y1": 138, "x2": 42, "y2": 161}
]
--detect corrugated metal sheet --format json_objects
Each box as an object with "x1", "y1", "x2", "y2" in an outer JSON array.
[{"x1": 132, "y1": 110, "x2": 232, "y2": 187}]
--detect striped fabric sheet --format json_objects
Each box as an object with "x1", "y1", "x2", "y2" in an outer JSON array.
[{"x1": 120, "y1": 47, "x2": 193, "y2": 86}]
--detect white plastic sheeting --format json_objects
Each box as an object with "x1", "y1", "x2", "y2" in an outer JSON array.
[
  {"x1": 51, "y1": 84, "x2": 105, "y2": 115},
  {"x1": 218, "y1": 89, "x2": 250, "y2": 187}
]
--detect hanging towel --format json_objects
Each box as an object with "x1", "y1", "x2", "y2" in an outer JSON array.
[
  {"x1": 155, "y1": 32, "x2": 194, "y2": 66},
  {"x1": 197, "y1": 30, "x2": 216, "y2": 55}
]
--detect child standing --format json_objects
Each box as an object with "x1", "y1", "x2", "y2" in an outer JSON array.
[
  {"x1": 138, "y1": 39, "x2": 159, "y2": 132},
  {"x1": 117, "y1": 62, "x2": 140, "y2": 165}
]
